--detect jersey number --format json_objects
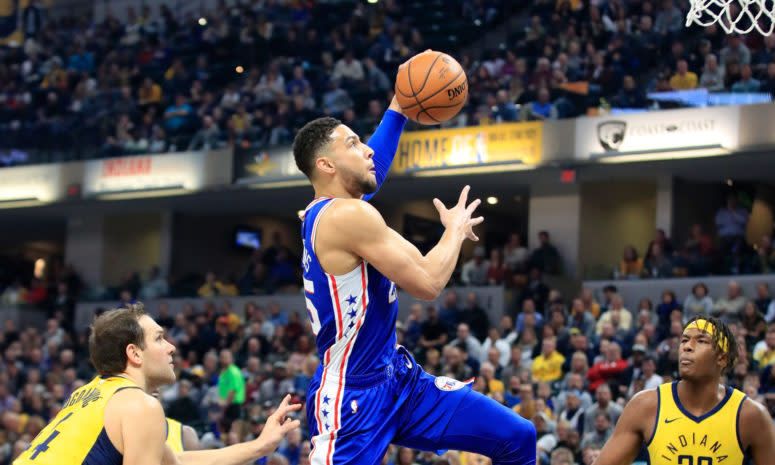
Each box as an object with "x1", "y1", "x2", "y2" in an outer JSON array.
[
  {"x1": 678, "y1": 455, "x2": 713, "y2": 465},
  {"x1": 304, "y1": 278, "x2": 321, "y2": 335},
  {"x1": 29, "y1": 412, "x2": 72, "y2": 460},
  {"x1": 388, "y1": 282, "x2": 397, "y2": 303}
]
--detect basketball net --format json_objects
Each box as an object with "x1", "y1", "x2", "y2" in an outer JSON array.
[{"x1": 686, "y1": 0, "x2": 775, "y2": 35}]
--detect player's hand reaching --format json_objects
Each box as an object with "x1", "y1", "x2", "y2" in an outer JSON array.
[
  {"x1": 254, "y1": 395, "x2": 302, "y2": 457},
  {"x1": 389, "y1": 49, "x2": 434, "y2": 115},
  {"x1": 433, "y1": 185, "x2": 483, "y2": 242}
]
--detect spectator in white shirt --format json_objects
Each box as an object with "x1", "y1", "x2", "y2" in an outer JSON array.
[
  {"x1": 503, "y1": 233, "x2": 529, "y2": 272},
  {"x1": 461, "y1": 246, "x2": 490, "y2": 286},
  {"x1": 449, "y1": 323, "x2": 484, "y2": 362},
  {"x1": 712, "y1": 280, "x2": 747, "y2": 322},
  {"x1": 683, "y1": 282, "x2": 714, "y2": 322},
  {"x1": 332, "y1": 50, "x2": 365, "y2": 82}
]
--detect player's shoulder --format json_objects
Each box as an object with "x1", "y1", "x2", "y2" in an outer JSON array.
[
  {"x1": 628, "y1": 387, "x2": 660, "y2": 409},
  {"x1": 616, "y1": 388, "x2": 660, "y2": 436},
  {"x1": 739, "y1": 395, "x2": 770, "y2": 422},
  {"x1": 737, "y1": 395, "x2": 774, "y2": 450},
  {"x1": 325, "y1": 198, "x2": 384, "y2": 228},
  {"x1": 109, "y1": 386, "x2": 164, "y2": 416},
  {"x1": 621, "y1": 387, "x2": 659, "y2": 420}
]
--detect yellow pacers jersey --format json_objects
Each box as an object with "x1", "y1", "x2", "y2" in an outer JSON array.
[
  {"x1": 647, "y1": 381, "x2": 746, "y2": 465},
  {"x1": 165, "y1": 418, "x2": 184, "y2": 453},
  {"x1": 14, "y1": 376, "x2": 140, "y2": 465}
]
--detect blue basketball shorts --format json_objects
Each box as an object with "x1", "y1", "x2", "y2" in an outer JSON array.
[{"x1": 306, "y1": 347, "x2": 537, "y2": 465}]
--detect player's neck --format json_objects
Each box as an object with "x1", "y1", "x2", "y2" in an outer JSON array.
[
  {"x1": 677, "y1": 378, "x2": 724, "y2": 412},
  {"x1": 313, "y1": 180, "x2": 360, "y2": 200},
  {"x1": 116, "y1": 369, "x2": 149, "y2": 392}
]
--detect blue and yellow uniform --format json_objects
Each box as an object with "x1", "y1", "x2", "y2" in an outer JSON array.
[
  {"x1": 165, "y1": 418, "x2": 185, "y2": 453},
  {"x1": 14, "y1": 376, "x2": 140, "y2": 465},
  {"x1": 647, "y1": 381, "x2": 746, "y2": 465}
]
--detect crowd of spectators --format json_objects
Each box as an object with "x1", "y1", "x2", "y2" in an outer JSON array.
[
  {"x1": 2, "y1": 272, "x2": 775, "y2": 465},
  {"x1": 616, "y1": 192, "x2": 775, "y2": 280},
  {"x1": 0, "y1": 0, "x2": 515, "y2": 164},
  {"x1": 3, "y1": 0, "x2": 775, "y2": 165}
]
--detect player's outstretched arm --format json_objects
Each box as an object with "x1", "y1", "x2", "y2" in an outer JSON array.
[
  {"x1": 739, "y1": 398, "x2": 775, "y2": 465},
  {"x1": 362, "y1": 51, "x2": 432, "y2": 202},
  {"x1": 177, "y1": 395, "x2": 301, "y2": 465},
  {"x1": 323, "y1": 185, "x2": 482, "y2": 301},
  {"x1": 361, "y1": 98, "x2": 407, "y2": 203},
  {"x1": 593, "y1": 390, "x2": 656, "y2": 465}
]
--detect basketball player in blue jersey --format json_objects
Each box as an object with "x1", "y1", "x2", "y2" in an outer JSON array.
[
  {"x1": 292, "y1": 83, "x2": 537, "y2": 463},
  {"x1": 593, "y1": 315, "x2": 775, "y2": 465},
  {"x1": 15, "y1": 304, "x2": 300, "y2": 465}
]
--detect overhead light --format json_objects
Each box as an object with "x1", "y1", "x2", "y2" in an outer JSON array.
[
  {"x1": 34, "y1": 258, "x2": 45, "y2": 279},
  {"x1": 95, "y1": 186, "x2": 189, "y2": 200},
  {"x1": 367, "y1": 0, "x2": 378, "y2": 3},
  {"x1": 235, "y1": 66, "x2": 244, "y2": 73},
  {"x1": 198, "y1": 17, "x2": 207, "y2": 26},
  {"x1": 297, "y1": 209, "x2": 305, "y2": 218},
  {"x1": 726, "y1": 179, "x2": 733, "y2": 186},
  {"x1": 487, "y1": 196, "x2": 498, "y2": 205},
  {"x1": 593, "y1": 145, "x2": 730, "y2": 164},
  {"x1": 410, "y1": 163, "x2": 536, "y2": 177}
]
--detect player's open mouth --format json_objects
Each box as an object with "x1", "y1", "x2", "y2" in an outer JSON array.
[{"x1": 680, "y1": 359, "x2": 692, "y2": 365}]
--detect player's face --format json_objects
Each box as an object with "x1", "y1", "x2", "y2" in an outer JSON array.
[
  {"x1": 329, "y1": 125, "x2": 377, "y2": 195},
  {"x1": 138, "y1": 315, "x2": 177, "y2": 390},
  {"x1": 679, "y1": 327, "x2": 725, "y2": 379}
]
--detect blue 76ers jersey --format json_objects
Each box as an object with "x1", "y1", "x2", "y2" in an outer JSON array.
[{"x1": 300, "y1": 197, "x2": 399, "y2": 378}]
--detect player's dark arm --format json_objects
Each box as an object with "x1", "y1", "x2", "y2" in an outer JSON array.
[
  {"x1": 361, "y1": 98, "x2": 407, "y2": 202},
  {"x1": 593, "y1": 390, "x2": 656, "y2": 465},
  {"x1": 181, "y1": 425, "x2": 200, "y2": 452},
  {"x1": 739, "y1": 398, "x2": 775, "y2": 465}
]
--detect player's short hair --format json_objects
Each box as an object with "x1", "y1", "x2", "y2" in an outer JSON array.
[
  {"x1": 293, "y1": 116, "x2": 342, "y2": 179},
  {"x1": 89, "y1": 303, "x2": 148, "y2": 376},
  {"x1": 683, "y1": 315, "x2": 738, "y2": 371}
]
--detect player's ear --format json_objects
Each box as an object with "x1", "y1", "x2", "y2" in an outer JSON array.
[
  {"x1": 716, "y1": 349, "x2": 728, "y2": 370},
  {"x1": 126, "y1": 343, "x2": 143, "y2": 366},
  {"x1": 315, "y1": 156, "x2": 336, "y2": 175}
]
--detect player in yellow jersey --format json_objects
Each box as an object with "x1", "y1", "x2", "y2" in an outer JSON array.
[
  {"x1": 14, "y1": 303, "x2": 299, "y2": 465},
  {"x1": 594, "y1": 315, "x2": 775, "y2": 465},
  {"x1": 165, "y1": 417, "x2": 200, "y2": 453}
]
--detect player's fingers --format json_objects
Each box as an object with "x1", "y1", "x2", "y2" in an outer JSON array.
[
  {"x1": 470, "y1": 216, "x2": 484, "y2": 225},
  {"x1": 281, "y1": 419, "x2": 301, "y2": 433},
  {"x1": 274, "y1": 402, "x2": 302, "y2": 420},
  {"x1": 272, "y1": 394, "x2": 291, "y2": 414},
  {"x1": 466, "y1": 198, "x2": 481, "y2": 214},
  {"x1": 457, "y1": 185, "x2": 470, "y2": 206},
  {"x1": 433, "y1": 198, "x2": 444, "y2": 212}
]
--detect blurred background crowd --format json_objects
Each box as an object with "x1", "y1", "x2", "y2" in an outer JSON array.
[
  {"x1": 2, "y1": 0, "x2": 773, "y2": 163},
  {"x1": 2, "y1": 277, "x2": 775, "y2": 465}
]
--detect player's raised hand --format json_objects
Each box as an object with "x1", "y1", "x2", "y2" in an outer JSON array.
[
  {"x1": 389, "y1": 50, "x2": 435, "y2": 115},
  {"x1": 433, "y1": 185, "x2": 484, "y2": 242},
  {"x1": 254, "y1": 395, "x2": 301, "y2": 456}
]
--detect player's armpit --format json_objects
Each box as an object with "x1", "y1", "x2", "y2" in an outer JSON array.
[
  {"x1": 739, "y1": 398, "x2": 775, "y2": 464},
  {"x1": 326, "y1": 200, "x2": 445, "y2": 300},
  {"x1": 114, "y1": 390, "x2": 171, "y2": 465},
  {"x1": 593, "y1": 390, "x2": 656, "y2": 465}
]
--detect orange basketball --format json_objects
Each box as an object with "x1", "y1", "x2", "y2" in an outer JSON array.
[{"x1": 395, "y1": 51, "x2": 468, "y2": 125}]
